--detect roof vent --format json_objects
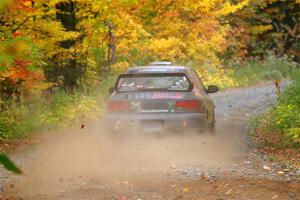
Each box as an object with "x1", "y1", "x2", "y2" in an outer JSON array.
[{"x1": 149, "y1": 61, "x2": 173, "y2": 66}]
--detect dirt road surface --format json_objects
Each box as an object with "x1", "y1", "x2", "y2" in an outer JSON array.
[{"x1": 1, "y1": 82, "x2": 299, "y2": 200}]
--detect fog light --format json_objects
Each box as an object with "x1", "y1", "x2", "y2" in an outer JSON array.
[
  {"x1": 183, "y1": 120, "x2": 187, "y2": 127},
  {"x1": 115, "y1": 120, "x2": 120, "y2": 131}
]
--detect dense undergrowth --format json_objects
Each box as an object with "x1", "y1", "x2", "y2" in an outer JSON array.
[
  {"x1": 253, "y1": 68, "x2": 300, "y2": 167},
  {"x1": 0, "y1": 91, "x2": 103, "y2": 141},
  {"x1": 270, "y1": 80, "x2": 300, "y2": 144},
  {"x1": 0, "y1": 56, "x2": 299, "y2": 142}
]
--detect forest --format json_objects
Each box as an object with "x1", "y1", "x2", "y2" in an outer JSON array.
[{"x1": 0, "y1": 0, "x2": 299, "y2": 162}]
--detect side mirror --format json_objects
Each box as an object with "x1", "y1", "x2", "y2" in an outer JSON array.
[
  {"x1": 108, "y1": 87, "x2": 115, "y2": 94},
  {"x1": 206, "y1": 85, "x2": 218, "y2": 93}
]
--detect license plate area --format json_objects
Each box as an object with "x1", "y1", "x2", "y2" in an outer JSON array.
[{"x1": 141, "y1": 120, "x2": 163, "y2": 132}]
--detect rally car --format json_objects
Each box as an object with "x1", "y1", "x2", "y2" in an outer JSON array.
[{"x1": 105, "y1": 62, "x2": 218, "y2": 134}]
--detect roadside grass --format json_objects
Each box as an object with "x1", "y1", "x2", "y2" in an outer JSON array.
[
  {"x1": 0, "y1": 72, "x2": 120, "y2": 143},
  {"x1": 202, "y1": 54, "x2": 298, "y2": 90},
  {"x1": 254, "y1": 73, "x2": 300, "y2": 168},
  {"x1": 0, "y1": 91, "x2": 103, "y2": 142}
]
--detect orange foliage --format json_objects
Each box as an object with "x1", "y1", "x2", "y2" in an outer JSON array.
[
  {"x1": 12, "y1": 31, "x2": 22, "y2": 38},
  {"x1": 15, "y1": 0, "x2": 34, "y2": 12},
  {"x1": 10, "y1": 60, "x2": 44, "y2": 89}
]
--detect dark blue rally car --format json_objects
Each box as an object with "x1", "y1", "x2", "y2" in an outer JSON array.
[{"x1": 105, "y1": 62, "x2": 218, "y2": 134}]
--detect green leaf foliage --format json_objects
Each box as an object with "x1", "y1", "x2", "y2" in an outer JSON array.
[
  {"x1": 0, "y1": 153, "x2": 22, "y2": 174},
  {"x1": 265, "y1": 73, "x2": 300, "y2": 146}
]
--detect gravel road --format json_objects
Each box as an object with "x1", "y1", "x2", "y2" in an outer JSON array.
[{"x1": 1, "y1": 81, "x2": 299, "y2": 200}]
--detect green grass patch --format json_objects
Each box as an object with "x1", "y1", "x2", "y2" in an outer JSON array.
[
  {"x1": 267, "y1": 77, "x2": 300, "y2": 146},
  {"x1": 254, "y1": 71, "x2": 300, "y2": 168},
  {"x1": 202, "y1": 54, "x2": 299, "y2": 90},
  {"x1": 0, "y1": 91, "x2": 103, "y2": 141}
]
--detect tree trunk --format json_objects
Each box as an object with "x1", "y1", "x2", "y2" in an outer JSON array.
[{"x1": 107, "y1": 19, "x2": 116, "y2": 73}]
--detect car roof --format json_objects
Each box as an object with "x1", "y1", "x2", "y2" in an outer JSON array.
[
  {"x1": 149, "y1": 61, "x2": 173, "y2": 66},
  {"x1": 125, "y1": 65, "x2": 191, "y2": 74}
]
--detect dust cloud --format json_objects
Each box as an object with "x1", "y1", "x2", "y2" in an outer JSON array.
[{"x1": 11, "y1": 119, "x2": 246, "y2": 197}]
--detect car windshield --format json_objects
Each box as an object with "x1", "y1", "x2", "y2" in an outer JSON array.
[{"x1": 117, "y1": 75, "x2": 191, "y2": 92}]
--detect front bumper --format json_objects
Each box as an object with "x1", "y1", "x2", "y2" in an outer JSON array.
[{"x1": 104, "y1": 113, "x2": 207, "y2": 133}]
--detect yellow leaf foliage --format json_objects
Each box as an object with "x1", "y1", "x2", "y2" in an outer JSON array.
[{"x1": 251, "y1": 25, "x2": 274, "y2": 34}]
